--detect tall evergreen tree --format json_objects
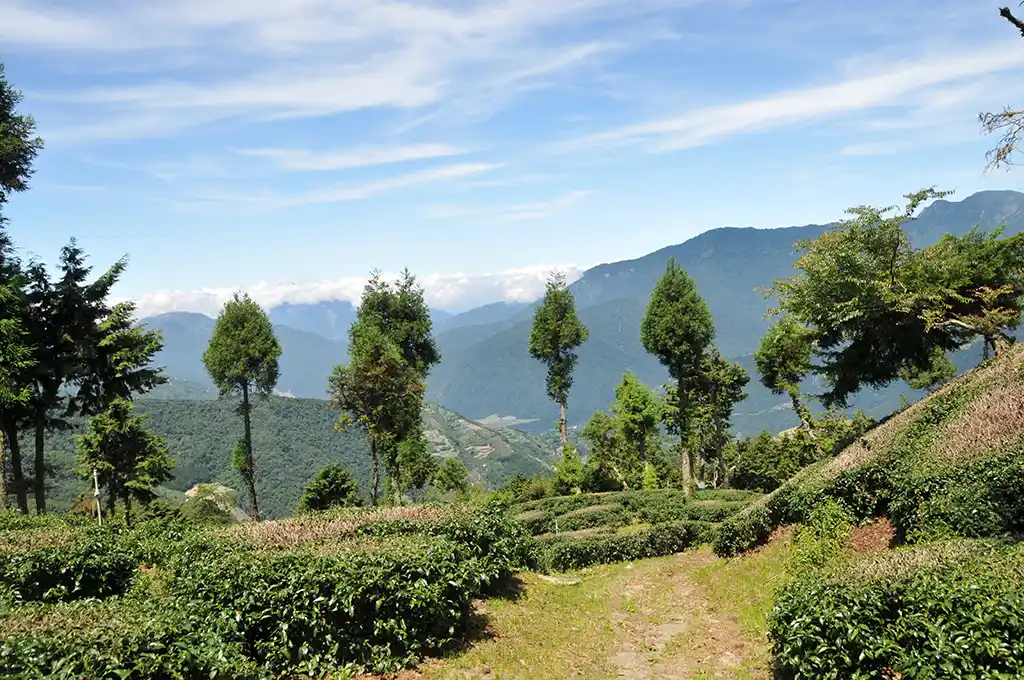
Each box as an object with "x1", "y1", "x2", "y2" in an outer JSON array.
[
  {"x1": 688, "y1": 349, "x2": 749, "y2": 486},
  {"x1": 529, "y1": 271, "x2": 589, "y2": 443},
  {"x1": 74, "y1": 398, "x2": 174, "y2": 526},
  {"x1": 640, "y1": 257, "x2": 715, "y2": 497},
  {"x1": 350, "y1": 269, "x2": 440, "y2": 500},
  {"x1": 0, "y1": 62, "x2": 44, "y2": 210},
  {"x1": 203, "y1": 292, "x2": 281, "y2": 521},
  {"x1": 328, "y1": 322, "x2": 423, "y2": 505},
  {"x1": 0, "y1": 229, "x2": 31, "y2": 511},
  {"x1": 14, "y1": 243, "x2": 129, "y2": 513}
]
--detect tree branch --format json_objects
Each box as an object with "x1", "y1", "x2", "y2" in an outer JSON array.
[{"x1": 1000, "y1": 6, "x2": 1024, "y2": 36}]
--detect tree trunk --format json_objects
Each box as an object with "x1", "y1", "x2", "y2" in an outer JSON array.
[
  {"x1": 789, "y1": 388, "x2": 823, "y2": 458},
  {"x1": 3, "y1": 422, "x2": 28, "y2": 513},
  {"x1": 33, "y1": 417, "x2": 46, "y2": 514},
  {"x1": 369, "y1": 440, "x2": 379, "y2": 506},
  {"x1": 677, "y1": 378, "x2": 693, "y2": 499},
  {"x1": 559, "y1": 400, "x2": 568, "y2": 443},
  {"x1": 0, "y1": 426, "x2": 7, "y2": 510},
  {"x1": 992, "y1": 333, "x2": 1013, "y2": 358},
  {"x1": 106, "y1": 487, "x2": 116, "y2": 518},
  {"x1": 241, "y1": 382, "x2": 259, "y2": 522},
  {"x1": 679, "y1": 438, "x2": 694, "y2": 500},
  {"x1": 123, "y1": 493, "x2": 132, "y2": 528}
]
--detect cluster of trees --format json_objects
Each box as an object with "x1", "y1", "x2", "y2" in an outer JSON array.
[
  {"x1": 527, "y1": 259, "x2": 749, "y2": 498},
  {"x1": 1, "y1": 67, "x2": 174, "y2": 522},
  {"x1": 522, "y1": 187, "x2": 1023, "y2": 500}
]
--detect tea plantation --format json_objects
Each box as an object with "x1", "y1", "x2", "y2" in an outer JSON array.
[{"x1": 0, "y1": 504, "x2": 531, "y2": 678}]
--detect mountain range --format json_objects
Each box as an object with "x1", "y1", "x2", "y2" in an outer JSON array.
[{"x1": 141, "y1": 189, "x2": 1024, "y2": 437}]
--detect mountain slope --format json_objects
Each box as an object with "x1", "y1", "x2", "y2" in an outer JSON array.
[
  {"x1": 427, "y1": 190, "x2": 1024, "y2": 432},
  {"x1": 40, "y1": 398, "x2": 557, "y2": 518}
]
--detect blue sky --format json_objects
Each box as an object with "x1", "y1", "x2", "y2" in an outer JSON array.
[{"x1": 2, "y1": 0, "x2": 1022, "y2": 315}]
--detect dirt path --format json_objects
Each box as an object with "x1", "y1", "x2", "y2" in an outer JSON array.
[
  {"x1": 606, "y1": 551, "x2": 769, "y2": 680},
  {"x1": 364, "y1": 544, "x2": 784, "y2": 680}
]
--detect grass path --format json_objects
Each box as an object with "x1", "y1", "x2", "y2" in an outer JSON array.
[{"x1": 370, "y1": 534, "x2": 792, "y2": 680}]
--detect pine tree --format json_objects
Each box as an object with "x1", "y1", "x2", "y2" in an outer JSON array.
[
  {"x1": 529, "y1": 271, "x2": 589, "y2": 443},
  {"x1": 611, "y1": 372, "x2": 662, "y2": 467},
  {"x1": 74, "y1": 398, "x2": 174, "y2": 526},
  {"x1": 0, "y1": 229, "x2": 31, "y2": 511},
  {"x1": 203, "y1": 292, "x2": 281, "y2": 521},
  {"x1": 0, "y1": 62, "x2": 44, "y2": 210},
  {"x1": 641, "y1": 258, "x2": 715, "y2": 497}
]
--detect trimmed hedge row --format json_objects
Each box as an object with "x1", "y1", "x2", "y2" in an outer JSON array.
[
  {"x1": 770, "y1": 540, "x2": 1024, "y2": 679},
  {"x1": 0, "y1": 503, "x2": 530, "y2": 678},
  {"x1": 531, "y1": 520, "x2": 716, "y2": 572},
  {"x1": 514, "y1": 489, "x2": 757, "y2": 540}
]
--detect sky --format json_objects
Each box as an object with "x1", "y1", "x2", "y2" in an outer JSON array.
[{"x1": 2, "y1": 0, "x2": 1023, "y2": 317}]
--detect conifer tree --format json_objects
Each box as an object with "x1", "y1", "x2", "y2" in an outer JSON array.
[
  {"x1": 203, "y1": 292, "x2": 281, "y2": 521},
  {"x1": 0, "y1": 62, "x2": 43, "y2": 210},
  {"x1": 529, "y1": 271, "x2": 589, "y2": 443},
  {"x1": 74, "y1": 398, "x2": 174, "y2": 526},
  {"x1": 0, "y1": 229, "x2": 31, "y2": 511},
  {"x1": 641, "y1": 258, "x2": 715, "y2": 496}
]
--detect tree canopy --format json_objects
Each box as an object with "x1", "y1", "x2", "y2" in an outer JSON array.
[
  {"x1": 297, "y1": 464, "x2": 361, "y2": 513},
  {"x1": 203, "y1": 292, "x2": 281, "y2": 521},
  {"x1": 529, "y1": 271, "x2": 589, "y2": 442}
]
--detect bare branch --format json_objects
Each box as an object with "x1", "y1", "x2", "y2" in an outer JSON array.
[{"x1": 1001, "y1": 6, "x2": 1024, "y2": 36}]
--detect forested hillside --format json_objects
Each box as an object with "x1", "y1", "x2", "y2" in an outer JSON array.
[{"x1": 37, "y1": 399, "x2": 556, "y2": 518}]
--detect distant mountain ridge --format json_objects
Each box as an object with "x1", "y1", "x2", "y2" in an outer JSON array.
[{"x1": 141, "y1": 189, "x2": 1024, "y2": 438}]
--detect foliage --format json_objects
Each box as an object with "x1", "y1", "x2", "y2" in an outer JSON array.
[
  {"x1": 610, "y1": 372, "x2": 662, "y2": 466},
  {"x1": 550, "y1": 442, "x2": 585, "y2": 495},
  {"x1": 0, "y1": 62, "x2": 44, "y2": 207},
  {"x1": 788, "y1": 498, "x2": 853, "y2": 576},
  {"x1": 770, "y1": 540, "x2": 1024, "y2": 679},
  {"x1": 203, "y1": 291, "x2": 281, "y2": 521},
  {"x1": 331, "y1": 315, "x2": 424, "y2": 506},
  {"x1": 768, "y1": 189, "x2": 1024, "y2": 407},
  {"x1": 297, "y1": 464, "x2": 361, "y2": 513},
  {"x1": 435, "y1": 457, "x2": 470, "y2": 496},
  {"x1": 641, "y1": 257, "x2": 717, "y2": 493},
  {"x1": 74, "y1": 398, "x2": 175, "y2": 525},
  {"x1": 898, "y1": 344, "x2": 958, "y2": 391},
  {"x1": 0, "y1": 503, "x2": 531, "y2": 677},
  {"x1": 717, "y1": 343, "x2": 1024, "y2": 557},
  {"x1": 533, "y1": 520, "x2": 716, "y2": 572},
  {"x1": 528, "y1": 271, "x2": 589, "y2": 442}
]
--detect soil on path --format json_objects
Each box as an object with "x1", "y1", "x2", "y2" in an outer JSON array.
[{"x1": 364, "y1": 545, "x2": 781, "y2": 680}]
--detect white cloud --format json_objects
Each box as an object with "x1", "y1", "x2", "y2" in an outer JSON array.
[
  {"x1": 16, "y1": 0, "x2": 684, "y2": 144},
  {"x1": 234, "y1": 144, "x2": 470, "y2": 171},
  {"x1": 424, "y1": 190, "x2": 593, "y2": 221},
  {"x1": 565, "y1": 41, "x2": 1024, "y2": 153},
  {"x1": 130, "y1": 263, "x2": 589, "y2": 318},
  {"x1": 196, "y1": 162, "x2": 504, "y2": 207}
]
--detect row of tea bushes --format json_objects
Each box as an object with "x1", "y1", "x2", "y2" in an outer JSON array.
[
  {"x1": 512, "y1": 488, "x2": 759, "y2": 538},
  {"x1": 0, "y1": 503, "x2": 531, "y2": 678},
  {"x1": 529, "y1": 520, "x2": 717, "y2": 572},
  {"x1": 770, "y1": 539, "x2": 1024, "y2": 678}
]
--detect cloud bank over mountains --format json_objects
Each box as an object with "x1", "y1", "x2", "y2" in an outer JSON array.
[{"x1": 128, "y1": 263, "x2": 589, "y2": 318}]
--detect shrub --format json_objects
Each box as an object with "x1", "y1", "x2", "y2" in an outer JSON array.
[
  {"x1": 0, "y1": 598, "x2": 259, "y2": 679},
  {"x1": 788, "y1": 499, "x2": 853, "y2": 575},
  {"x1": 770, "y1": 540, "x2": 1024, "y2": 679},
  {"x1": 533, "y1": 520, "x2": 715, "y2": 572},
  {"x1": 0, "y1": 527, "x2": 141, "y2": 604},
  {"x1": 297, "y1": 464, "x2": 361, "y2": 513}
]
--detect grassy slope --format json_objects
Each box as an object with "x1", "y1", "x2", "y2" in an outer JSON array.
[
  {"x1": 717, "y1": 342, "x2": 1024, "y2": 556},
  {"x1": 32, "y1": 398, "x2": 557, "y2": 518}
]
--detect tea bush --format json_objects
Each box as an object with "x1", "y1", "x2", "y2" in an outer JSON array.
[
  {"x1": 770, "y1": 540, "x2": 1024, "y2": 679},
  {"x1": 0, "y1": 501, "x2": 531, "y2": 677},
  {"x1": 532, "y1": 520, "x2": 716, "y2": 572}
]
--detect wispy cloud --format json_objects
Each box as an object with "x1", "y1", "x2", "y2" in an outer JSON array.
[
  {"x1": 565, "y1": 42, "x2": 1024, "y2": 153},
  {"x1": 424, "y1": 190, "x2": 593, "y2": 221},
  {"x1": 196, "y1": 162, "x2": 504, "y2": 208},
  {"x1": 130, "y1": 262, "x2": 590, "y2": 317},
  {"x1": 233, "y1": 144, "x2": 470, "y2": 171}
]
